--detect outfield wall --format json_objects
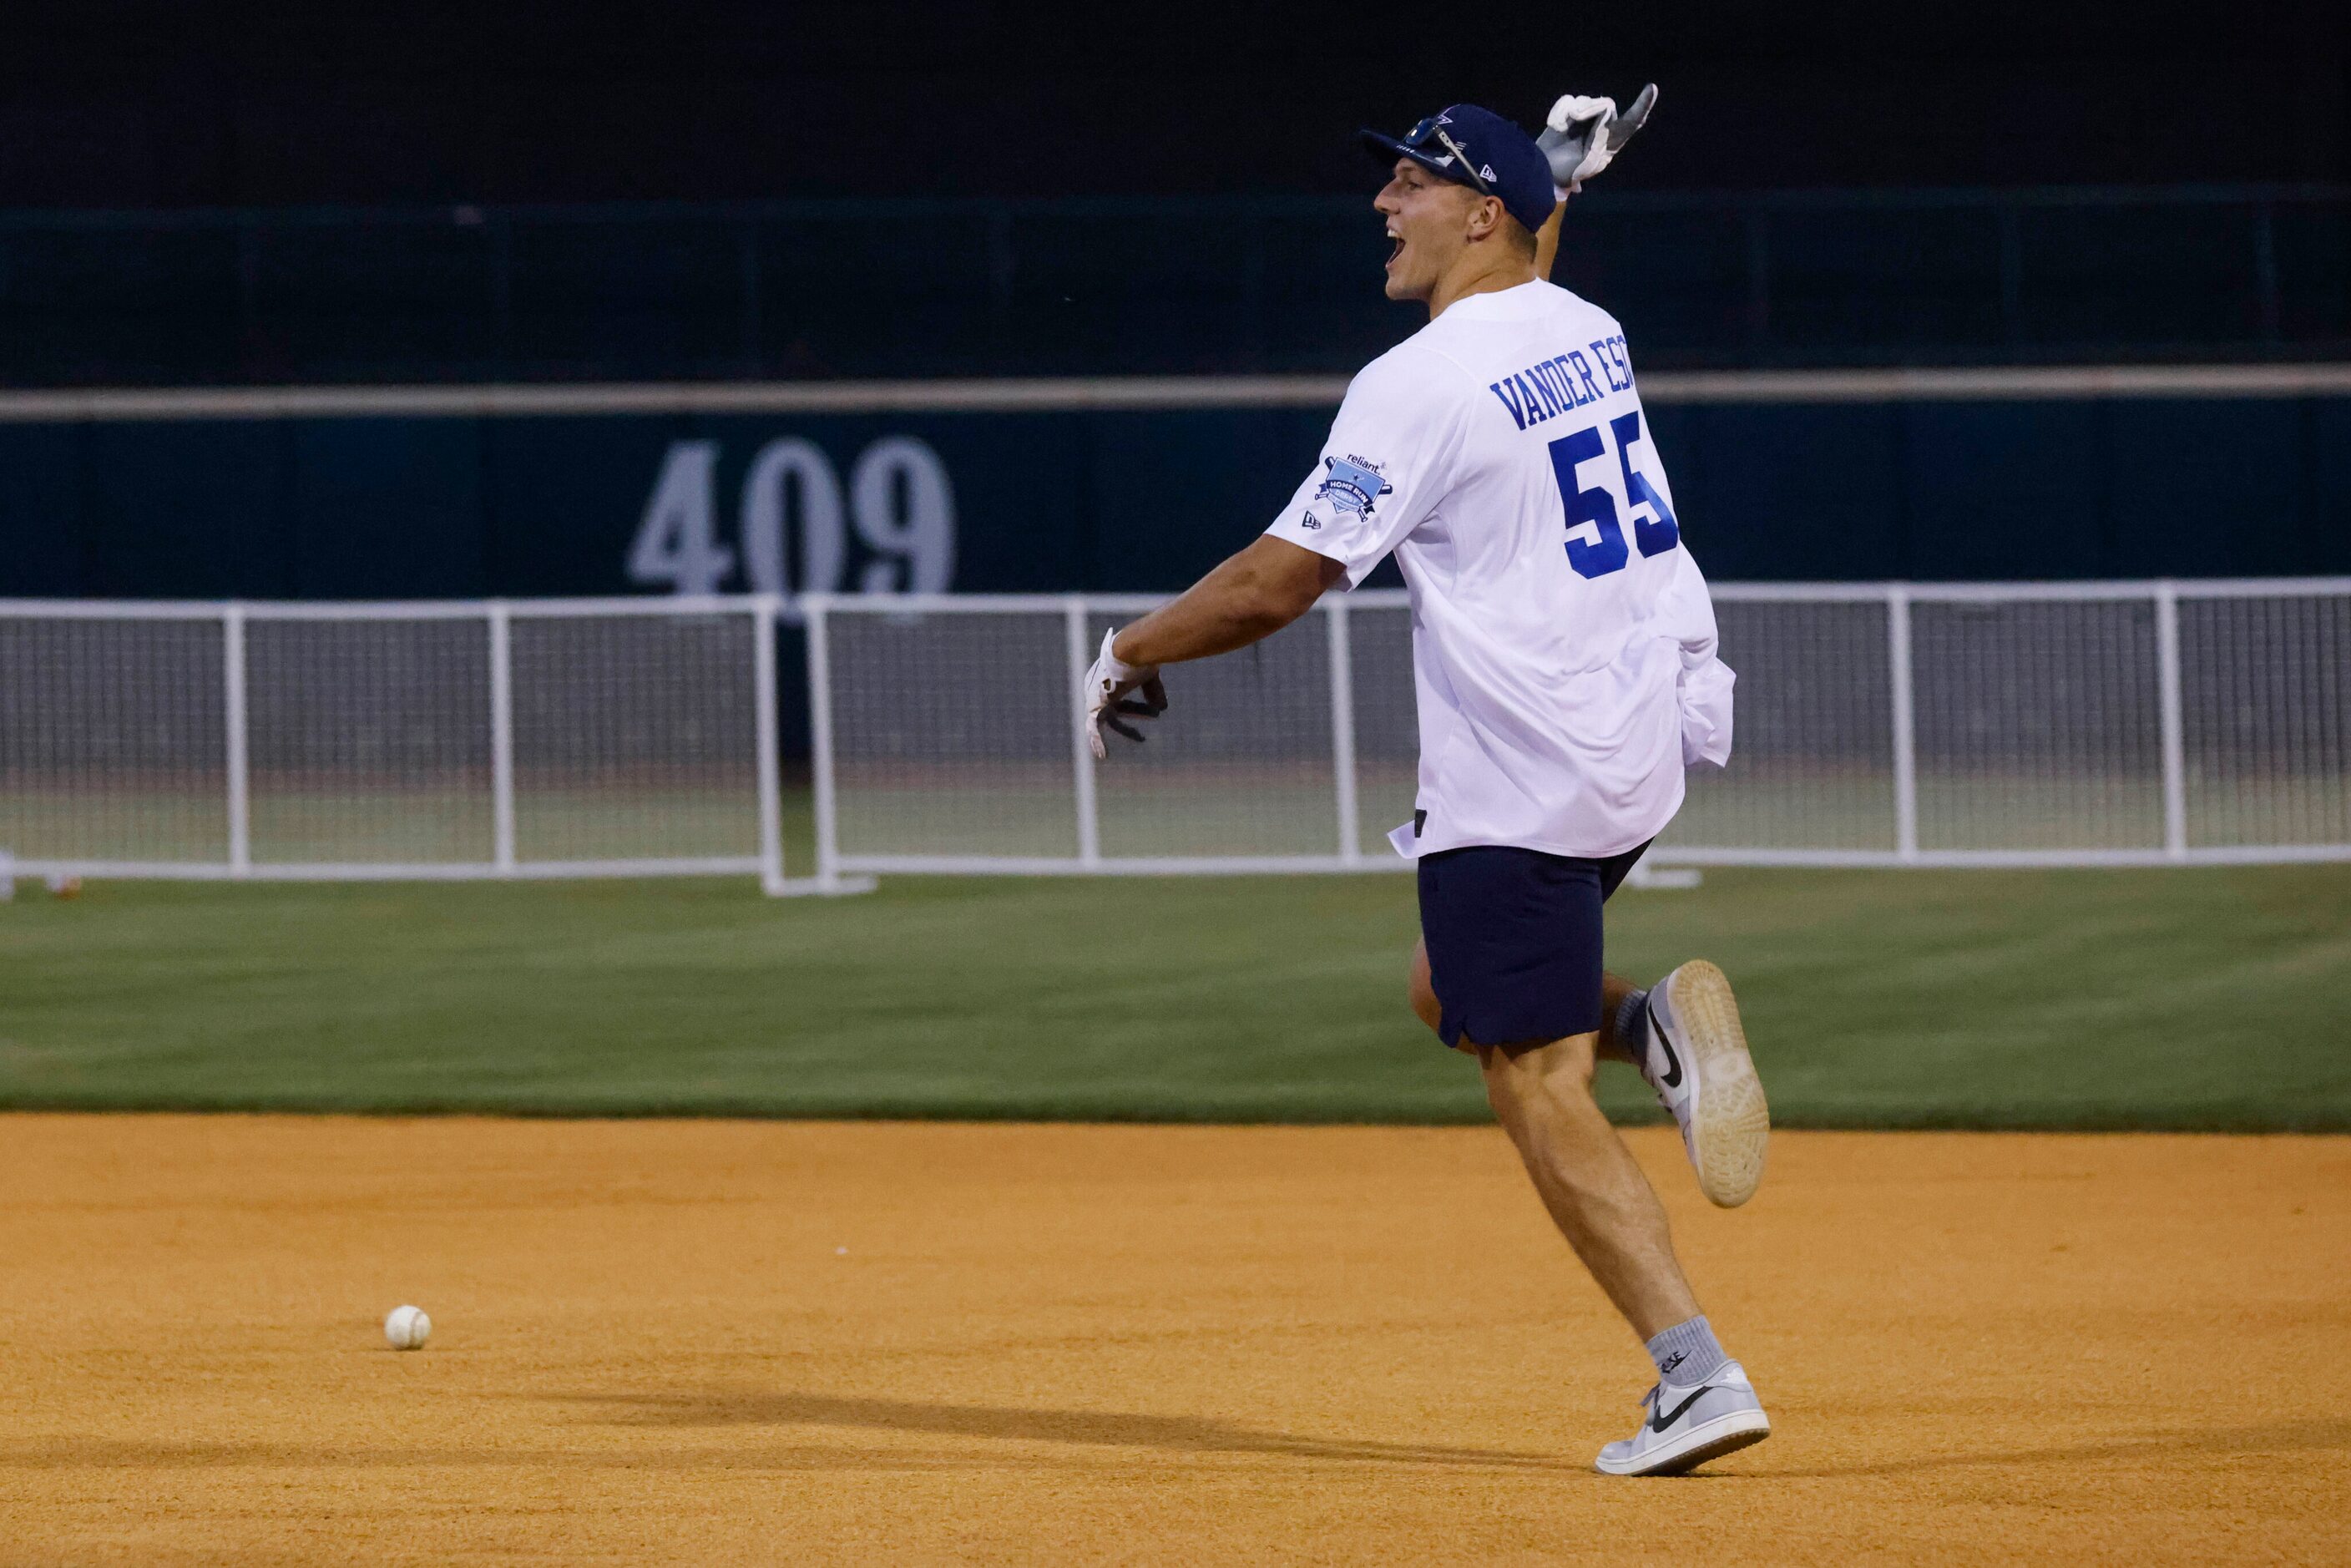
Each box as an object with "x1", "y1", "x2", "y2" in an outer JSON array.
[{"x1": 4, "y1": 370, "x2": 2350, "y2": 604}]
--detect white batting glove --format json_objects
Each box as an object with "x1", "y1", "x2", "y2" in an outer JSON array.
[
  {"x1": 1539, "y1": 83, "x2": 1658, "y2": 199},
  {"x1": 1084, "y1": 627, "x2": 1167, "y2": 760}
]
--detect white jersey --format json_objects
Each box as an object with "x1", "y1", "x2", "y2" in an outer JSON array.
[{"x1": 1264, "y1": 278, "x2": 1734, "y2": 861}]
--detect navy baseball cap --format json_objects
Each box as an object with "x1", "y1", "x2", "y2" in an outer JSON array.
[{"x1": 1362, "y1": 105, "x2": 1555, "y2": 235}]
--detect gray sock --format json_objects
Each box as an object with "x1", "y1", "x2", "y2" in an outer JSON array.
[
  {"x1": 1645, "y1": 1315, "x2": 1728, "y2": 1386},
  {"x1": 1613, "y1": 989, "x2": 1651, "y2": 1060}
]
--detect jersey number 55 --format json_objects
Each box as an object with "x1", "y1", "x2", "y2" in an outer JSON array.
[{"x1": 1547, "y1": 410, "x2": 1680, "y2": 579}]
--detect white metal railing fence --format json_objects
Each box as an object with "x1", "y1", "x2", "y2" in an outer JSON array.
[
  {"x1": 0, "y1": 594, "x2": 844, "y2": 894},
  {"x1": 8, "y1": 581, "x2": 2347, "y2": 891},
  {"x1": 806, "y1": 579, "x2": 2351, "y2": 877}
]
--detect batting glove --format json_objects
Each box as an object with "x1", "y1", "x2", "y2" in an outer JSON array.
[
  {"x1": 1538, "y1": 83, "x2": 1658, "y2": 200},
  {"x1": 1084, "y1": 627, "x2": 1168, "y2": 760}
]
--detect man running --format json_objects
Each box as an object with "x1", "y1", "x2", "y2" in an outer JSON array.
[{"x1": 1083, "y1": 94, "x2": 1772, "y2": 1476}]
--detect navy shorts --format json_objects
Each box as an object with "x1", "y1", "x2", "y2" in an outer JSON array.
[{"x1": 1417, "y1": 841, "x2": 1651, "y2": 1050}]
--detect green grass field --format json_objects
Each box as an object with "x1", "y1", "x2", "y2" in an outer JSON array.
[{"x1": 3, "y1": 866, "x2": 2346, "y2": 1130}]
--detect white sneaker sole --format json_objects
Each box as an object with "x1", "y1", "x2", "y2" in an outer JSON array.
[
  {"x1": 1594, "y1": 1409, "x2": 1772, "y2": 1477},
  {"x1": 1658, "y1": 960, "x2": 1769, "y2": 1208}
]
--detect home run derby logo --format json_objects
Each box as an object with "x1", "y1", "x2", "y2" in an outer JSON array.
[{"x1": 1315, "y1": 455, "x2": 1393, "y2": 520}]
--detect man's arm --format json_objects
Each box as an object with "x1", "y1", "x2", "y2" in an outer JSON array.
[
  {"x1": 1533, "y1": 83, "x2": 1657, "y2": 282},
  {"x1": 1110, "y1": 535, "x2": 1346, "y2": 666},
  {"x1": 1082, "y1": 536, "x2": 1344, "y2": 757}
]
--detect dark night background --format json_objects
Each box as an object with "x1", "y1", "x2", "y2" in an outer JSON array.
[
  {"x1": 3, "y1": 1, "x2": 2343, "y2": 207},
  {"x1": 2, "y1": 3, "x2": 2347, "y2": 602}
]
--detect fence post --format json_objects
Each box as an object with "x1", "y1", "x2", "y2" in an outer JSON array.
[
  {"x1": 223, "y1": 604, "x2": 251, "y2": 876},
  {"x1": 1888, "y1": 585, "x2": 1919, "y2": 862},
  {"x1": 1326, "y1": 596, "x2": 1361, "y2": 865},
  {"x1": 805, "y1": 595, "x2": 843, "y2": 891},
  {"x1": 488, "y1": 601, "x2": 517, "y2": 873},
  {"x1": 2155, "y1": 581, "x2": 2189, "y2": 860},
  {"x1": 1065, "y1": 597, "x2": 1102, "y2": 867},
  {"x1": 751, "y1": 594, "x2": 789, "y2": 894}
]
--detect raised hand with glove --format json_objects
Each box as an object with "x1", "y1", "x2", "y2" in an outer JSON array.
[{"x1": 1538, "y1": 83, "x2": 1658, "y2": 199}]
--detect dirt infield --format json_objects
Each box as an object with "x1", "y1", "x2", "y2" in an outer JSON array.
[{"x1": 3, "y1": 1117, "x2": 2345, "y2": 1565}]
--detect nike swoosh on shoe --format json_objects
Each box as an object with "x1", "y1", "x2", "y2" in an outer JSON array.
[{"x1": 1647, "y1": 1383, "x2": 1716, "y2": 1432}]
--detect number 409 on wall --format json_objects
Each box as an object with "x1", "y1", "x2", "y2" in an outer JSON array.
[{"x1": 627, "y1": 436, "x2": 957, "y2": 621}]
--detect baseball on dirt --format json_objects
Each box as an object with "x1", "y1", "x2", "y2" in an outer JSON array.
[{"x1": 384, "y1": 1304, "x2": 432, "y2": 1350}]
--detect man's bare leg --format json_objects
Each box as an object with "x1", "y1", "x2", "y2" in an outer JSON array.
[
  {"x1": 1475, "y1": 1030, "x2": 1700, "y2": 1339},
  {"x1": 1408, "y1": 938, "x2": 1772, "y2": 1470},
  {"x1": 1408, "y1": 937, "x2": 1444, "y2": 1035},
  {"x1": 1411, "y1": 938, "x2": 1693, "y2": 1330},
  {"x1": 1495, "y1": 1020, "x2": 1773, "y2": 1476}
]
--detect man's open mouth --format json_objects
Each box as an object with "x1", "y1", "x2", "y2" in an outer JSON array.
[{"x1": 1386, "y1": 231, "x2": 1404, "y2": 267}]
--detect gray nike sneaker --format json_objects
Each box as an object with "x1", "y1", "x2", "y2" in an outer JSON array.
[
  {"x1": 1638, "y1": 960, "x2": 1769, "y2": 1208},
  {"x1": 1594, "y1": 1360, "x2": 1772, "y2": 1476}
]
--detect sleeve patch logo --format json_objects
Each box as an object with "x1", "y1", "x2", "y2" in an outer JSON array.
[{"x1": 1316, "y1": 455, "x2": 1394, "y2": 519}]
